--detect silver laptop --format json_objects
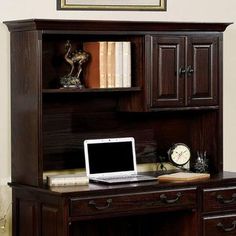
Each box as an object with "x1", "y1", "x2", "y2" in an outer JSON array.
[{"x1": 84, "y1": 137, "x2": 156, "y2": 184}]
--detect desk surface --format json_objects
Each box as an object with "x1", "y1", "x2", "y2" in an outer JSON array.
[
  {"x1": 11, "y1": 171, "x2": 236, "y2": 196},
  {"x1": 49, "y1": 171, "x2": 236, "y2": 193}
]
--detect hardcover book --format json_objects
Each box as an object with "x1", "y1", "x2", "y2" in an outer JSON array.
[
  {"x1": 115, "y1": 42, "x2": 123, "y2": 88},
  {"x1": 83, "y1": 41, "x2": 131, "y2": 89},
  {"x1": 83, "y1": 41, "x2": 107, "y2": 88},
  {"x1": 107, "y1": 41, "x2": 116, "y2": 88},
  {"x1": 47, "y1": 174, "x2": 89, "y2": 186},
  {"x1": 122, "y1": 41, "x2": 131, "y2": 87}
]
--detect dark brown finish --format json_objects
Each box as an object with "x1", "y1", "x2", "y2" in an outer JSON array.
[
  {"x1": 203, "y1": 186, "x2": 236, "y2": 213},
  {"x1": 9, "y1": 173, "x2": 236, "y2": 236},
  {"x1": 151, "y1": 36, "x2": 185, "y2": 107},
  {"x1": 150, "y1": 35, "x2": 219, "y2": 108},
  {"x1": 187, "y1": 36, "x2": 219, "y2": 107},
  {"x1": 4, "y1": 19, "x2": 234, "y2": 236},
  {"x1": 4, "y1": 19, "x2": 231, "y2": 32},
  {"x1": 70, "y1": 187, "x2": 196, "y2": 218},
  {"x1": 203, "y1": 214, "x2": 236, "y2": 236},
  {"x1": 17, "y1": 199, "x2": 38, "y2": 236},
  {"x1": 10, "y1": 30, "x2": 42, "y2": 186}
]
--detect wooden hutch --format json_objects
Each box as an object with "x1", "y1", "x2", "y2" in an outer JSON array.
[{"x1": 4, "y1": 19, "x2": 236, "y2": 236}]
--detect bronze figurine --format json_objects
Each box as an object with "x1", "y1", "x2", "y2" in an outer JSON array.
[{"x1": 60, "y1": 40, "x2": 89, "y2": 88}]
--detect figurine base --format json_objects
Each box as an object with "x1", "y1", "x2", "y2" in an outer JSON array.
[
  {"x1": 62, "y1": 84, "x2": 84, "y2": 89},
  {"x1": 60, "y1": 76, "x2": 83, "y2": 89}
]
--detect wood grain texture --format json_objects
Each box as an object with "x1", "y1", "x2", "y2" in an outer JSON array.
[
  {"x1": 10, "y1": 30, "x2": 42, "y2": 186},
  {"x1": 5, "y1": 19, "x2": 232, "y2": 236}
]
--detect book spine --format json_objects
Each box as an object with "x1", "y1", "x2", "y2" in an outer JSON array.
[
  {"x1": 83, "y1": 41, "x2": 131, "y2": 89},
  {"x1": 47, "y1": 176, "x2": 89, "y2": 186},
  {"x1": 115, "y1": 42, "x2": 123, "y2": 88},
  {"x1": 99, "y1": 41, "x2": 107, "y2": 88},
  {"x1": 122, "y1": 42, "x2": 131, "y2": 88},
  {"x1": 83, "y1": 42, "x2": 100, "y2": 88},
  {"x1": 107, "y1": 41, "x2": 116, "y2": 88}
]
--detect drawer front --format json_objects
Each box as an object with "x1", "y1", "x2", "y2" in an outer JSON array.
[
  {"x1": 203, "y1": 186, "x2": 236, "y2": 212},
  {"x1": 70, "y1": 188, "x2": 196, "y2": 217},
  {"x1": 203, "y1": 214, "x2": 236, "y2": 236}
]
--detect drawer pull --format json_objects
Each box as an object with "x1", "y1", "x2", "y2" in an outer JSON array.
[
  {"x1": 217, "y1": 193, "x2": 236, "y2": 204},
  {"x1": 217, "y1": 221, "x2": 236, "y2": 232},
  {"x1": 160, "y1": 192, "x2": 182, "y2": 204},
  {"x1": 88, "y1": 199, "x2": 112, "y2": 210}
]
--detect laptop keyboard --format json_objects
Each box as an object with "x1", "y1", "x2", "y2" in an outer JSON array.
[{"x1": 97, "y1": 174, "x2": 156, "y2": 183}]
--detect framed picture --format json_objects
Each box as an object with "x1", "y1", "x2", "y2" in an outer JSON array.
[{"x1": 57, "y1": 0, "x2": 167, "y2": 11}]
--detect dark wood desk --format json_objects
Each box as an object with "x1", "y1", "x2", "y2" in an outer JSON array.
[
  {"x1": 4, "y1": 19, "x2": 234, "y2": 236},
  {"x1": 11, "y1": 172, "x2": 236, "y2": 236}
]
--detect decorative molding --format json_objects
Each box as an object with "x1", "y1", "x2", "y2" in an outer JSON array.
[{"x1": 57, "y1": 0, "x2": 167, "y2": 11}]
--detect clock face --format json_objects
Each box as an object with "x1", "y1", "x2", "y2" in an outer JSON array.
[{"x1": 169, "y1": 143, "x2": 191, "y2": 166}]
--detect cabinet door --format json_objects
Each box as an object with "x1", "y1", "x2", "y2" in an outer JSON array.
[
  {"x1": 16, "y1": 199, "x2": 39, "y2": 236},
  {"x1": 150, "y1": 36, "x2": 186, "y2": 108},
  {"x1": 187, "y1": 35, "x2": 219, "y2": 106}
]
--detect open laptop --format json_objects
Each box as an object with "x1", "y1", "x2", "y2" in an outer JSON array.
[{"x1": 84, "y1": 137, "x2": 157, "y2": 184}]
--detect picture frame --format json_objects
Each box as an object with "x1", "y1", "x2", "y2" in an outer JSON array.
[{"x1": 57, "y1": 0, "x2": 167, "y2": 11}]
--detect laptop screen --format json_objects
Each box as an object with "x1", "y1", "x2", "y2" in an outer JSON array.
[{"x1": 84, "y1": 137, "x2": 137, "y2": 176}]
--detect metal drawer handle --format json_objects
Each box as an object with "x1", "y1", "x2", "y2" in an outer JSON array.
[
  {"x1": 88, "y1": 199, "x2": 112, "y2": 210},
  {"x1": 160, "y1": 192, "x2": 182, "y2": 204},
  {"x1": 217, "y1": 221, "x2": 236, "y2": 232},
  {"x1": 217, "y1": 193, "x2": 236, "y2": 204}
]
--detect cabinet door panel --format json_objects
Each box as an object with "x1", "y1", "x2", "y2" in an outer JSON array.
[
  {"x1": 17, "y1": 199, "x2": 39, "y2": 236},
  {"x1": 151, "y1": 36, "x2": 185, "y2": 108},
  {"x1": 42, "y1": 205, "x2": 60, "y2": 236},
  {"x1": 187, "y1": 36, "x2": 219, "y2": 106}
]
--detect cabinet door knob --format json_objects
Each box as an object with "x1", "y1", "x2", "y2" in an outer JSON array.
[
  {"x1": 217, "y1": 221, "x2": 236, "y2": 232},
  {"x1": 179, "y1": 67, "x2": 186, "y2": 76},
  {"x1": 187, "y1": 66, "x2": 194, "y2": 76}
]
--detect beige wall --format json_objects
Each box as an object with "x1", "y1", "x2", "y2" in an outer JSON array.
[{"x1": 1, "y1": 0, "x2": 236, "y2": 235}]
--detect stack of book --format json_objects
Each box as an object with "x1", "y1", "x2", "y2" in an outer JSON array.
[
  {"x1": 83, "y1": 41, "x2": 131, "y2": 88},
  {"x1": 47, "y1": 174, "x2": 89, "y2": 186}
]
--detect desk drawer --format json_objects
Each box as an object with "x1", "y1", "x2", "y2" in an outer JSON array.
[
  {"x1": 203, "y1": 186, "x2": 236, "y2": 212},
  {"x1": 203, "y1": 214, "x2": 236, "y2": 236},
  {"x1": 70, "y1": 187, "x2": 196, "y2": 218}
]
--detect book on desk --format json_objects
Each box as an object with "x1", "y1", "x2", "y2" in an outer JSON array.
[
  {"x1": 158, "y1": 172, "x2": 210, "y2": 183},
  {"x1": 47, "y1": 174, "x2": 89, "y2": 186}
]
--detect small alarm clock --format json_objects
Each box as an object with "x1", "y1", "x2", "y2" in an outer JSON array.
[{"x1": 168, "y1": 143, "x2": 191, "y2": 167}]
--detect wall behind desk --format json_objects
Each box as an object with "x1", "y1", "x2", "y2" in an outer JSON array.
[{"x1": 1, "y1": 0, "x2": 236, "y2": 235}]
